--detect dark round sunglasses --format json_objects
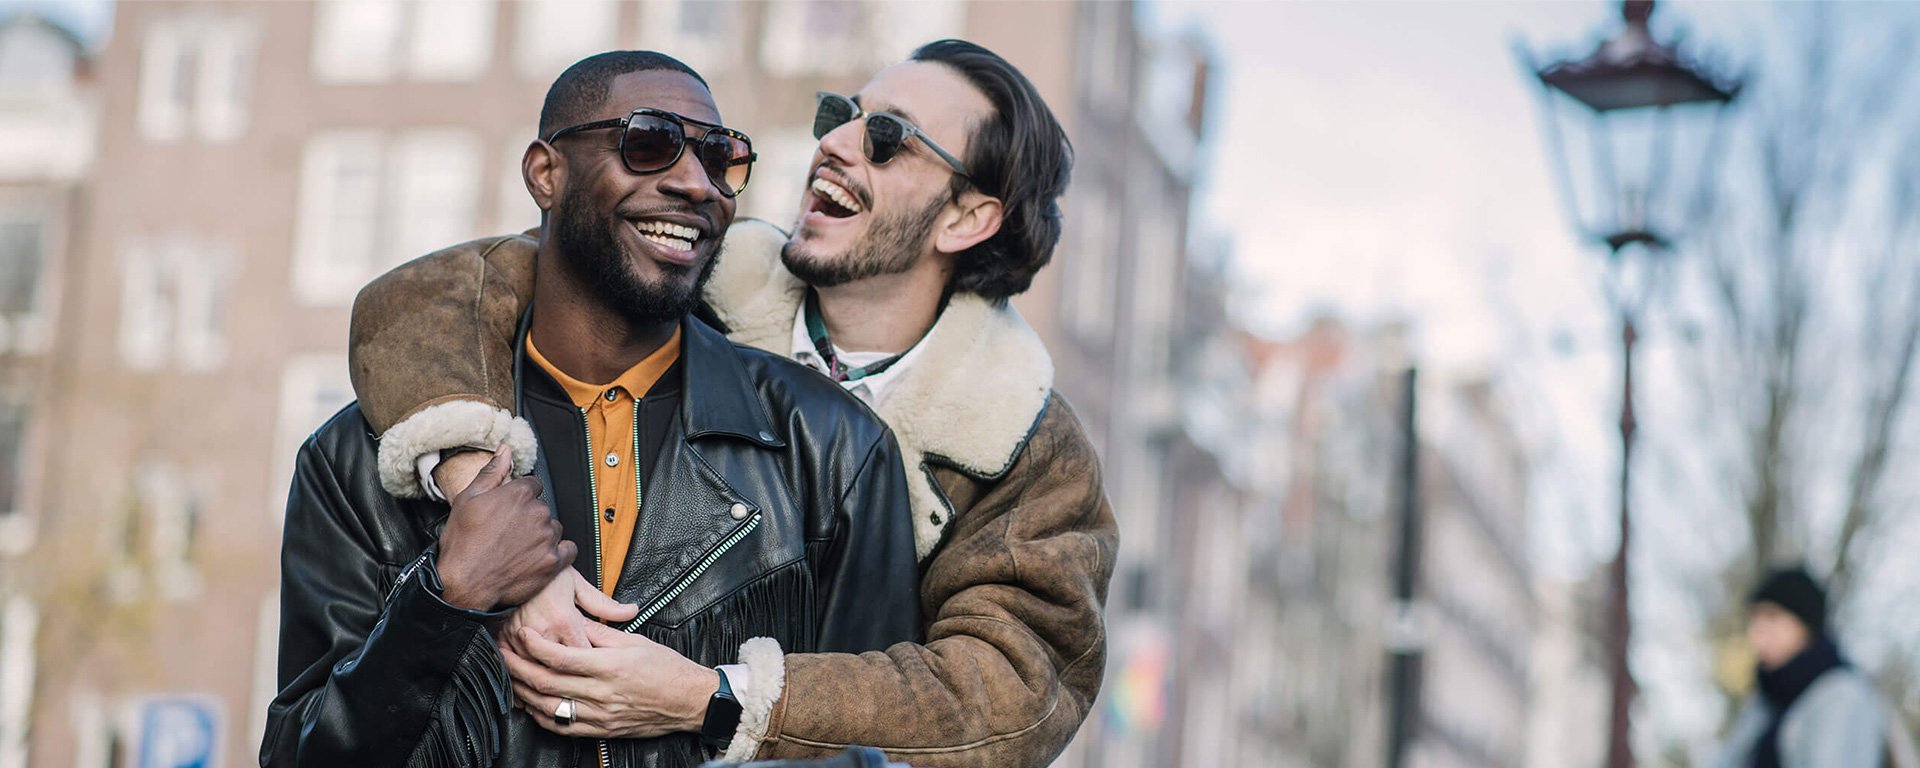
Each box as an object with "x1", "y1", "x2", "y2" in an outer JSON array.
[
  {"x1": 812, "y1": 92, "x2": 970, "y2": 179},
  {"x1": 546, "y1": 108, "x2": 757, "y2": 198}
]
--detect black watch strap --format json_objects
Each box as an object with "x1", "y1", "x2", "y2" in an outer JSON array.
[{"x1": 699, "y1": 668, "x2": 743, "y2": 750}]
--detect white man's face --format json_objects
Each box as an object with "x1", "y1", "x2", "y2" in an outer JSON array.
[{"x1": 781, "y1": 61, "x2": 990, "y2": 288}]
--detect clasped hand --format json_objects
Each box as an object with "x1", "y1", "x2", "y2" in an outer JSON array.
[{"x1": 496, "y1": 568, "x2": 718, "y2": 740}]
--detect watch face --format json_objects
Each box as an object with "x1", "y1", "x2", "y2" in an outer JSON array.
[{"x1": 701, "y1": 674, "x2": 744, "y2": 748}]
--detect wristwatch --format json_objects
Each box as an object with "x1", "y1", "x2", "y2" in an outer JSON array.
[{"x1": 699, "y1": 667, "x2": 743, "y2": 750}]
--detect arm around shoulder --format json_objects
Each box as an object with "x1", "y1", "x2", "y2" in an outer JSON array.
[{"x1": 349, "y1": 234, "x2": 539, "y2": 497}]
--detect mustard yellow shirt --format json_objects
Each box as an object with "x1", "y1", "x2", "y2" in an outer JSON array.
[{"x1": 525, "y1": 329, "x2": 682, "y2": 597}]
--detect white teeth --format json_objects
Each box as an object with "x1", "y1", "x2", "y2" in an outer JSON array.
[
  {"x1": 639, "y1": 233, "x2": 695, "y2": 251},
  {"x1": 633, "y1": 220, "x2": 701, "y2": 240},
  {"x1": 633, "y1": 220, "x2": 700, "y2": 251},
  {"x1": 812, "y1": 177, "x2": 864, "y2": 214}
]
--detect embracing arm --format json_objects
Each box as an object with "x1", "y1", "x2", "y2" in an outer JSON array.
[
  {"x1": 349, "y1": 234, "x2": 538, "y2": 498},
  {"x1": 259, "y1": 434, "x2": 514, "y2": 768},
  {"x1": 733, "y1": 398, "x2": 1119, "y2": 766}
]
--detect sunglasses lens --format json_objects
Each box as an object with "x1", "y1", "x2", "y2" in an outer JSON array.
[
  {"x1": 814, "y1": 95, "x2": 857, "y2": 141},
  {"x1": 697, "y1": 132, "x2": 754, "y2": 196},
  {"x1": 622, "y1": 115, "x2": 684, "y2": 171},
  {"x1": 864, "y1": 115, "x2": 904, "y2": 164}
]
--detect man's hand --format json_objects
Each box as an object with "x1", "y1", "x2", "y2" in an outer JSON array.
[
  {"x1": 436, "y1": 446, "x2": 574, "y2": 611},
  {"x1": 503, "y1": 624, "x2": 718, "y2": 739},
  {"x1": 498, "y1": 567, "x2": 640, "y2": 660},
  {"x1": 433, "y1": 449, "x2": 495, "y2": 500}
]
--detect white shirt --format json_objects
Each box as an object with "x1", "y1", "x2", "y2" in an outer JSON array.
[{"x1": 787, "y1": 301, "x2": 925, "y2": 408}]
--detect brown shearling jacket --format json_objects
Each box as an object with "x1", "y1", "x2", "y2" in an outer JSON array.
[{"x1": 349, "y1": 220, "x2": 1118, "y2": 766}]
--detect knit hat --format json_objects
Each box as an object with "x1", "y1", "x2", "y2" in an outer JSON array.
[{"x1": 1750, "y1": 566, "x2": 1827, "y2": 634}]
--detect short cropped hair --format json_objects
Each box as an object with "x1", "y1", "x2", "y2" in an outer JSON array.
[
  {"x1": 912, "y1": 40, "x2": 1074, "y2": 301},
  {"x1": 538, "y1": 51, "x2": 708, "y2": 140}
]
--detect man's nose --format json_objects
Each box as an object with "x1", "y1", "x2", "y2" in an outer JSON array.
[
  {"x1": 818, "y1": 117, "x2": 865, "y2": 168},
  {"x1": 657, "y1": 138, "x2": 716, "y2": 203}
]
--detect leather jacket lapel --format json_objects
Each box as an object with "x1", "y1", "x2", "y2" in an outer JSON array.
[{"x1": 514, "y1": 307, "x2": 600, "y2": 590}]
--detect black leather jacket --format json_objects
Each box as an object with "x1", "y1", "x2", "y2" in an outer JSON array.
[{"x1": 262, "y1": 315, "x2": 921, "y2": 768}]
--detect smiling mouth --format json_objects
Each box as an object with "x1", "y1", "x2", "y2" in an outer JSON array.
[
  {"x1": 811, "y1": 177, "x2": 865, "y2": 219},
  {"x1": 631, "y1": 219, "x2": 703, "y2": 253}
]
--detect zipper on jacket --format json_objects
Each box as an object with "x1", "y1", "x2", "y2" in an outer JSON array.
[
  {"x1": 580, "y1": 405, "x2": 614, "y2": 768},
  {"x1": 621, "y1": 512, "x2": 762, "y2": 632},
  {"x1": 595, "y1": 512, "x2": 760, "y2": 768},
  {"x1": 593, "y1": 402, "x2": 650, "y2": 768},
  {"x1": 578, "y1": 407, "x2": 604, "y2": 593},
  {"x1": 386, "y1": 550, "x2": 432, "y2": 603}
]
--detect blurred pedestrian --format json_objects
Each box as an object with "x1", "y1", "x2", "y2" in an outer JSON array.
[{"x1": 1712, "y1": 567, "x2": 1888, "y2": 768}]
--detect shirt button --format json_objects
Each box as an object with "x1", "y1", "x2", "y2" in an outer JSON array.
[
  {"x1": 604, "y1": 389, "x2": 618, "y2": 402},
  {"x1": 729, "y1": 503, "x2": 748, "y2": 520},
  {"x1": 605, "y1": 453, "x2": 619, "y2": 467},
  {"x1": 603, "y1": 508, "x2": 615, "y2": 522}
]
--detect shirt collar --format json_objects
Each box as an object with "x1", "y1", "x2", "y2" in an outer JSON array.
[
  {"x1": 526, "y1": 327, "x2": 683, "y2": 410},
  {"x1": 788, "y1": 301, "x2": 927, "y2": 407}
]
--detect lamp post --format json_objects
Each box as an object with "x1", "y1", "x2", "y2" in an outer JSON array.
[{"x1": 1520, "y1": 3, "x2": 1741, "y2": 767}]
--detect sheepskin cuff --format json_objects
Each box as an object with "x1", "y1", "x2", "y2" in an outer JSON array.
[
  {"x1": 375, "y1": 400, "x2": 536, "y2": 498},
  {"x1": 718, "y1": 637, "x2": 786, "y2": 762}
]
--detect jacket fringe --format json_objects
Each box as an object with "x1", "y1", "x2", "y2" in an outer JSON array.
[
  {"x1": 405, "y1": 629, "x2": 513, "y2": 768},
  {"x1": 606, "y1": 562, "x2": 817, "y2": 767}
]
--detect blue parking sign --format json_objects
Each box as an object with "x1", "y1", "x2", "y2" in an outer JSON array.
[{"x1": 136, "y1": 696, "x2": 221, "y2": 768}]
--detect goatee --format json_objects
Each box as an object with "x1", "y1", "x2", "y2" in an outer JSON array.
[
  {"x1": 783, "y1": 189, "x2": 946, "y2": 287},
  {"x1": 551, "y1": 184, "x2": 719, "y2": 325}
]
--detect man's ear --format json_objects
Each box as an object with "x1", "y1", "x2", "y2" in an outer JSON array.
[
  {"x1": 523, "y1": 140, "x2": 564, "y2": 212},
  {"x1": 934, "y1": 190, "x2": 1004, "y2": 256}
]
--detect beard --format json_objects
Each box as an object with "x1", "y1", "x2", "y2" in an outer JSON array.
[
  {"x1": 782, "y1": 188, "x2": 947, "y2": 288},
  {"x1": 550, "y1": 183, "x2": 718, "y2": 326}
]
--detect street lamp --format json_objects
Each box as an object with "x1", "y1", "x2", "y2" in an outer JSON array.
[{"x1": 1519, "y1": 2, "x2": 1741, "y2": 767}]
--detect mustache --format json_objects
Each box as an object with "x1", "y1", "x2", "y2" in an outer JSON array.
[{"x1": 615, "y1": 203, "x2": 719, "y2": 234}]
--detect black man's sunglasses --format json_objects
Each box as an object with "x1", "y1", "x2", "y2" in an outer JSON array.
[{"x1": 546, "y1": 108, "x2": 757, "y2": 198}]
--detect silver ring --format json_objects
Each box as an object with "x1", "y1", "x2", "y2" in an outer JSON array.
[{"x1": 553, "y1": 697, "x2": 576, "y2": 726}]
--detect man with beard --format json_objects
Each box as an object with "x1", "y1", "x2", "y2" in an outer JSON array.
[
  {"x1": 347, "y1": 40, "x2": 1116, "y2": 766},
  {"x1": 261, "y1": 51, "x2": 920, "y2": 768}
]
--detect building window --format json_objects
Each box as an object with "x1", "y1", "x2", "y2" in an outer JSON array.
[
  {"x1": 268, "y1": 354, "x2": 355, "y2": 520},
  {"x1": 118, "y1": 237, "x2": 234, "y2": 372},
  {"x1": 1127, "y1": 192, "x2": 1179, "y2": 378},
  {"x1": 761, "y1": 0, "x2": 865, "y2": 77},
  {"x1": 292, "y1": 129, "x2": 481, "y2": 305},
  {"x1": 637, "y1": 1, "x2": 736, "y2": 75},
  {"x1": 514, "y1": 0, "x2": 618, "y2": 80},
  {"x1": 742, "y1": 129, "x2": 815, "y2": 226},
  {"x1": 1063, "y1": 187, "x2": 1117, "y2": 341},
  {"x1": 0, "y1": 398, "x2": 30, "y2": 556},
  {"x1": 0, "y1": 214, "x2": 47, "y2": 355},
  {"x1": 871, "y1": 0, "x2": 962, "y2": 62},
  {"x1": 495, "y1": 128, "x2": 540, "y2": 234},
  {"x1": 1079, "y1": 2, "x2": 1130, "y2": 113},
  {"x1": 127, "y1": 462, "x2": 204, "y2": 603},
  {"x1": 312, "y1": 0, "x2": 497, "y2": 83},
  {"x1": 137, "y1": 15, "x2": 258, "y2": 143},
  {"x1": 247, "y1": 592, "x2": 279, "y2": 754},
  {"x1": 390, "y1": 129, "x2": 485, "y2": 259},
  {"x1": 0, "y1": 596, "x2": 36, "y2": 768}
]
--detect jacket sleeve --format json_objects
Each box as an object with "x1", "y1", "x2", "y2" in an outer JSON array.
[
  {"x1": 350, "y1": 235, "x2": 538, "y2": 498},
  {"x1": 1796, "y1": 674, "x2": 1889, "y2": 768},
  {"x1": 259, "y1": 434, "x2": 513, "y2": 768},
  {"x1": 738, "y1": 399, "x2": 1118, "y2": 767},
  {"x1": 813, "y1": 429, "x2": 923, "y2": 654}
]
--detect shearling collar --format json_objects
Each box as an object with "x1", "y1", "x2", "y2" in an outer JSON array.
[{"x1": 704, "y1": 219, "x2": 1056, "y2": 558}]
